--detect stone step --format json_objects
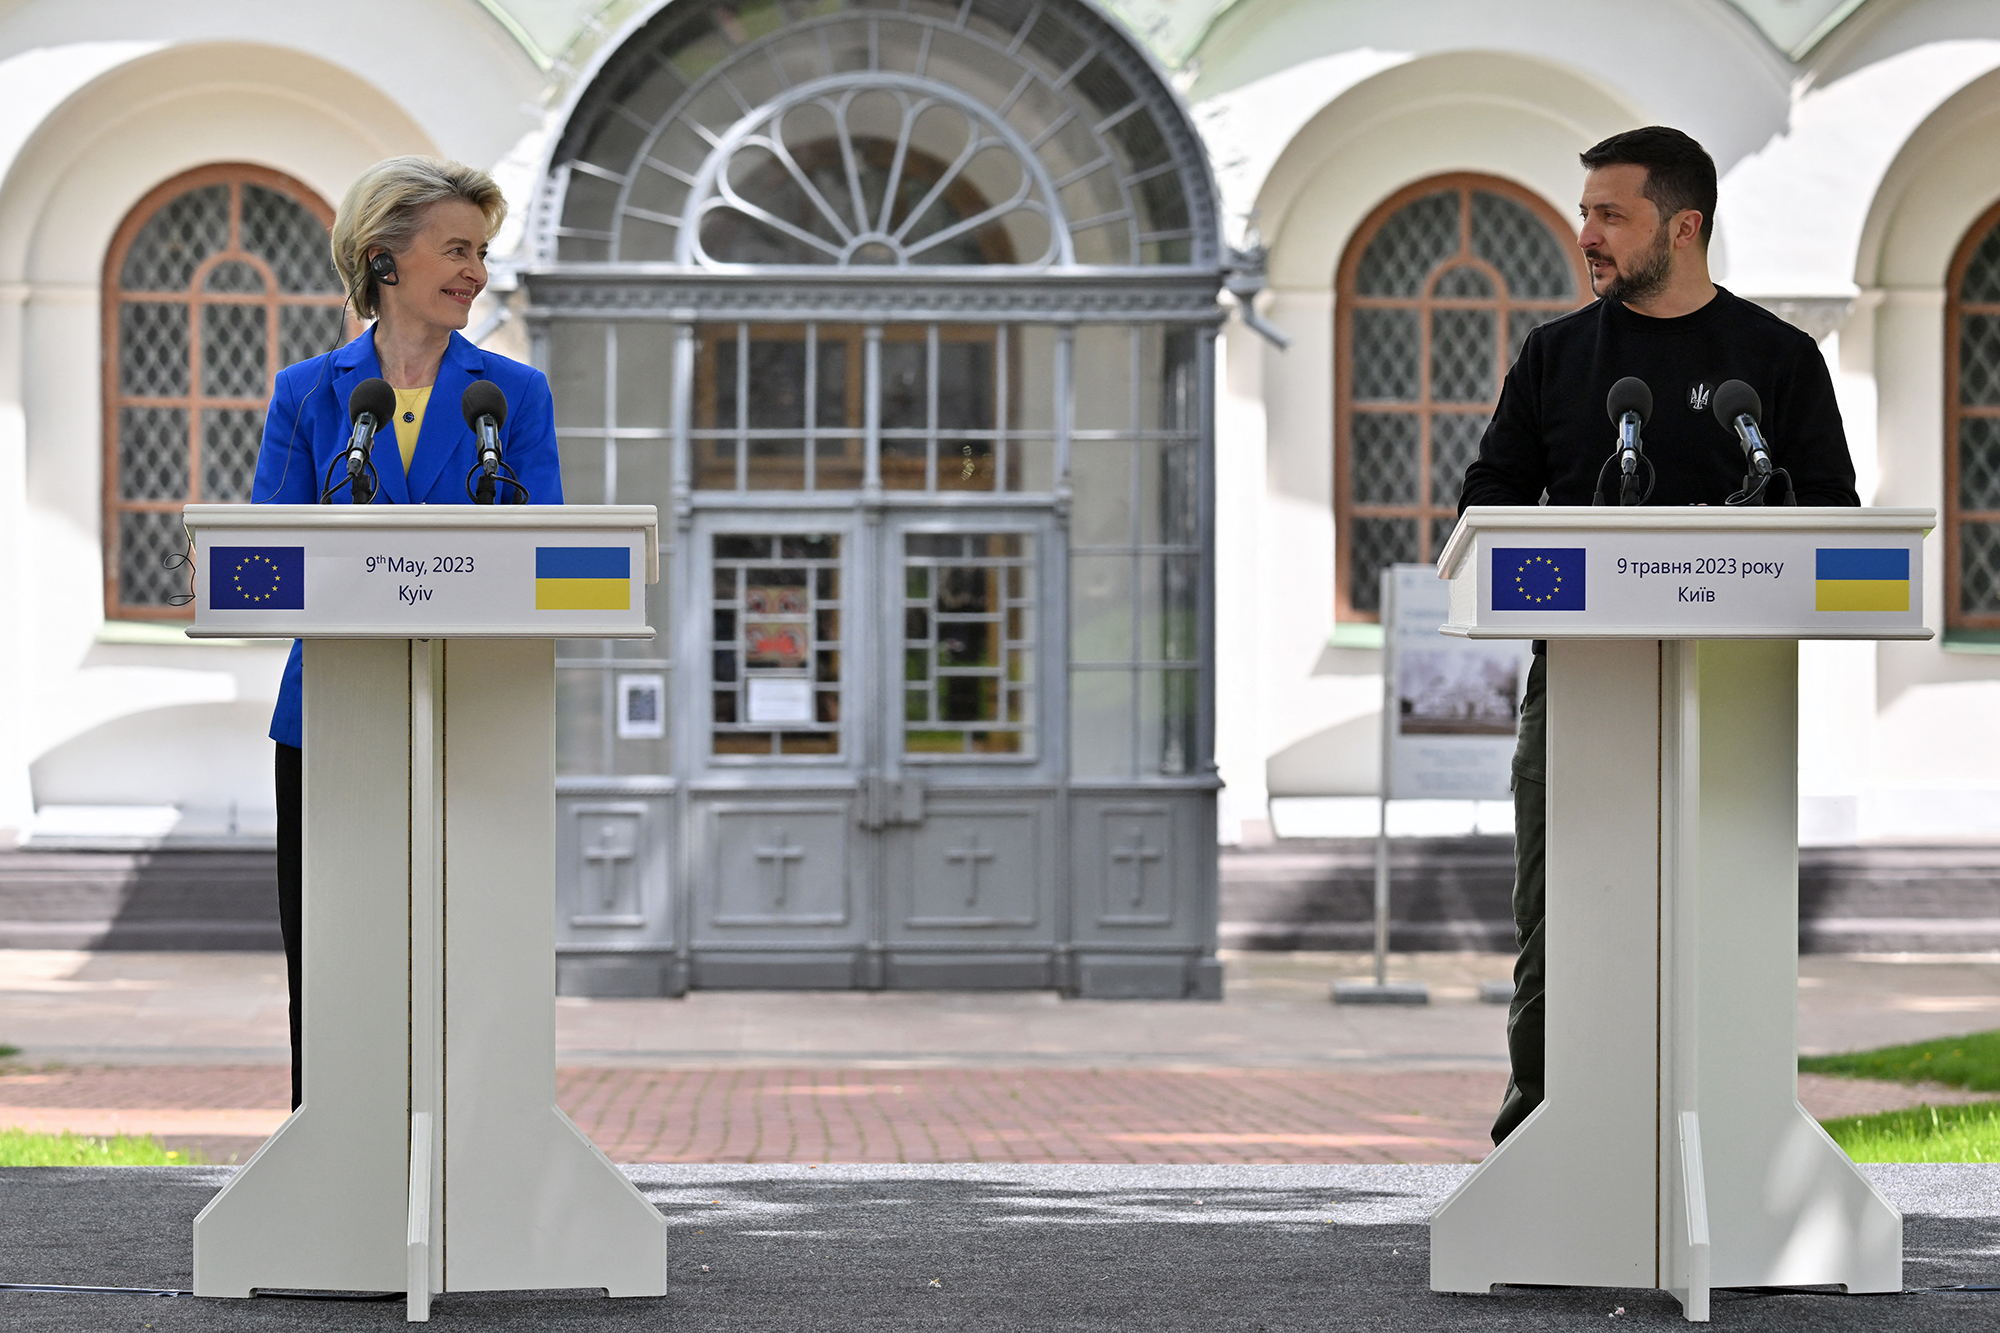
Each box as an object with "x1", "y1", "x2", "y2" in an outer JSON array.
[
  {"x1": 1219, "y1": 837, "x2": 2000, "y2": 954},
  {"x1": 3, "y1": 841, "x2": 1995, "y2": 954},
  {"x1": 0, "y1": 850, "x2": 280, "y2": 950}
]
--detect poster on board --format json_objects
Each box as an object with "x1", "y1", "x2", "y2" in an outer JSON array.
[{"x1": 1382, "y1": 564, "x2": 1530, "y2": 802}]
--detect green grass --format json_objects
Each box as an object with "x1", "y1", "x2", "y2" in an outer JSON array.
[
  {"x1": 1820, "y1": 1101, "x2": 2000, "y2": 1163},
  {"x1": 0, "y1": 1044, "x2": 20, "y2": 1059},
  {"x1": 0, "y1": 1127, "x2": 196, "y2": 1166},
  {"x1": 1799, "y1": 1030, "x2": 2000, "y2": 1093}
]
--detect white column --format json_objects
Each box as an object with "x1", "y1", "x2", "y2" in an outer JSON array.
[{"x1": 0, "y1": 285, "x2": 30, "y2": 846}]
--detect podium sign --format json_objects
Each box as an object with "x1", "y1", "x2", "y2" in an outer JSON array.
[
  {"x1": 185, "y1": 505, "x2": 657, "y2": 639},
  {"x1": 182, "y1": 504, "x2": 667, "y2": 1321},
  {"x1": 1438, "y1": 507, "x2": 1930, "y2": 639},
  {"x1": 1428, "y1": 506, "x2": 1932, "y2": 1323}
]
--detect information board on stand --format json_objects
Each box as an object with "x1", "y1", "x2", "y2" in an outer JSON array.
[{"x1": 1335, "y1": 565, "x2": 1530, "y2": 1006}]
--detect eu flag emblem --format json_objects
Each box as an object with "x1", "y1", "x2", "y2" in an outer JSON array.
[
  {"x1": 211, "y1": 546, "x2": 304, "y2": 610},
  {"x1": 1492, "y1": 547, "x2": 1586, "y2": 610}
]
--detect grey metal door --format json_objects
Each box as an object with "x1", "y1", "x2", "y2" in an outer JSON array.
[{"x1": 684, "y1": 507, "x2": 1061, "y2": 989}]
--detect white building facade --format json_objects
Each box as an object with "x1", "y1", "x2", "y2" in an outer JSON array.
[{"x1": 1, "y1": 0, "x2": 1996, "y2": 886}]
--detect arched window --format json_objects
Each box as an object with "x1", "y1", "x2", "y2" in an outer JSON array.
[
  {"x1": 1334, "y1": 174, "x2": 1585, "y2": 620},
  {"x1": 1947, "y1": 201, "x2": 2000, "y2": 631},
  {"x1": 102, "y1": 165, "x2": 345, "y2": 619}
]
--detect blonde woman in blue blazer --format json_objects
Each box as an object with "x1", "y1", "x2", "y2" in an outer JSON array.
[{"x1": 250, "y1": 156, "x2": 564, "y2": 1107}]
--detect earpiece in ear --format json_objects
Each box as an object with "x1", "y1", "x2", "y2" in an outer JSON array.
[{"x1": 369, "y1": 251, "x2": 399, "y2": 287}]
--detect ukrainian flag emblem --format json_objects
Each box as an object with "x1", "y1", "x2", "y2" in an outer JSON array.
[
  {"x1": 1815, "y1": 548, "x2": 1909, "y2": 612},
  {"x1": 535, "y1": 546, "x2": 630, "y2": 611}
]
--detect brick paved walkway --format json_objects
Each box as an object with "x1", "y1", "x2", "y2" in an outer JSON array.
[
  {"x1": 0, "y1": 1063, "x2": 1500, "y2": 1165},
  {"x1": 4, "y1": 1063, "x2": 1992, "y2": 1167}
]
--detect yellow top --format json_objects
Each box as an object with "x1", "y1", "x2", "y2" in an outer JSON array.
[{"x1": 392, "y1": 385, "x2": 433, "y2": 473}]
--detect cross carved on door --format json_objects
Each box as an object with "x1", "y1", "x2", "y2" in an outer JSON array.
[
  {"x1": 1109, "y1": 825, "x2": 1163, "y2": 909},
  {"x1": 755, "y1": 829, "x2": 806, "y2": 908},
  {"x1": 583, "y1": 822, "x2": 635, "y2": 911},
  {"x1": 944, "y1": 829, "x2": 998, "y2": 909}
]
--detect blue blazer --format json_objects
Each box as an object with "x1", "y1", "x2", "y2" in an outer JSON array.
[{"x1": 255, "y1": 327, "x2": 566, "y2": 748}]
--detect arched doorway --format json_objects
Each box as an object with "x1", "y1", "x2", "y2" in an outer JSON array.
[{"x1": 529, "y1": 0, "x2": 1222, "y2": 998}]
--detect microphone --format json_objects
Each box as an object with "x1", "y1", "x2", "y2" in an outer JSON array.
[
  {"x1": 460, "y1": 380, "x2": 508, "y2": 505},
  {"x1": 1713, "y1": 378, "x2": 1795, "y2": 505},
  {"x1": 1604, "y1": 377, "x2": 1652, "y2": 506},
  {"x1": 1712, "y1": 379, "x2": 1771, "y2": 476},
  {"x1": 343, "y1": 378, "x2": 395, "y2": 505}
]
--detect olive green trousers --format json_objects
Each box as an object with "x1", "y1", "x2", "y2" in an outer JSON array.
[{"x1": 1492, "y1": 652, "x2": 1546, "y2": 1145}]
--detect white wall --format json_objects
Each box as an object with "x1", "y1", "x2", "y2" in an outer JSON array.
[
  {"x1": 1208, "y1": 51, "x2": 1639, "y2": 818},
  {"x1": 0, "y1": 4, "x2": 552, "y2": 846},
  {"x1": 1198, "y1": 6, "x2": 2000, "y2": 840}
]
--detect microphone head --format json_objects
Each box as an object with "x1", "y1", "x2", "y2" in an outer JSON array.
[
  {"x1": 1606, "y1": 376, "x2": 1653, "y2": 425},
  {"x1": 1712, "y1": 378, "x2": 1761, "y2": 430},
  {"x1": 461, "y1": 379, "x2": 508, "y2": 431},
  {"x1": 348, "y1": 377, "x2": 395, "y2": 425}
]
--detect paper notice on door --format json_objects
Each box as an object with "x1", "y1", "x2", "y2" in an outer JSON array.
[{"x1": 746, "y1": 677, "x2": 813, "y2": 724}]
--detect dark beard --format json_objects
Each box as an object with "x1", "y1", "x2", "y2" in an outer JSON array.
[{"x1": 1591, "y1": 222, "x2": 1673, "y2": 303}]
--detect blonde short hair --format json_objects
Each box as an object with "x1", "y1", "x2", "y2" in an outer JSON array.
[{"x1": 330, "y1": 156, "x2": 506, "y2": 319}]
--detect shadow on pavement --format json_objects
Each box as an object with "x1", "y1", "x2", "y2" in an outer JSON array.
[{"x1": 0, "y1": 1165, "x2": 1993, "y2": 1330}]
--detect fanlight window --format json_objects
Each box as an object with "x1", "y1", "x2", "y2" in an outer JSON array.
[
  {"x1": 696, "y1": 83, "x2": 1056, "y2": 268},
  {"x1": 1948, "y1": 202, "x2": 2000, "y2": 629},
  {"x1": 102, "y1": 165, "x2": 344, "y2": 619},
  {"x1": 1335, "y1": 176, "x2": 1584, "y2": 618},
  {"x1": 548, "y1": 0, "x2": 1210, "y2": 268}
]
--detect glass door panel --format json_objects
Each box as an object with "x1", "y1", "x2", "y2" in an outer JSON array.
[
  {"x1": 709, "y1": 532, "x2": 843, "y2": 757},
  {"x1": 900, "y1": 531, "x2": 1035, "y2": 758}
]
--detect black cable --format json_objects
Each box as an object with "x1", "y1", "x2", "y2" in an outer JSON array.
[
  {"x1": 1591, "y1": 449, "x2": 1655, "y2": 506},
  {"x1": 0, "y1": 1282, "x2": 188, "y2": 1297},
  {"x1": 1726, "y1": 466, "x2": 1798, "y2": 507},
  {"x1": 464, "y1": 458, "x2": 531, "y2": 505},
  {"x1": 320, "y1": 446, "x2": 384, "y2": 506},
  {"x1": 255, "y1": 297, "x2": 357, "y2": 505}
]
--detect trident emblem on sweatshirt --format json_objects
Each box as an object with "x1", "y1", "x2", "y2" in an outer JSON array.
[{"x1": 1688, "y1": 381, "x2": 1713, "y2": 412}]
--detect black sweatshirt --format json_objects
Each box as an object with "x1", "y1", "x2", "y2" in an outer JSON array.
[{"x1": 1457, "y1": 286, "x2": 1860, "y2": 512}]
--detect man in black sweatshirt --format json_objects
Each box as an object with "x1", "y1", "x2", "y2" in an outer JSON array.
[{"x1": 1458, "y1": 126, "x2": 1859, "y2": 1146}]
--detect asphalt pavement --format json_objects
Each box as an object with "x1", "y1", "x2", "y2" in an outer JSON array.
[{"x1": 0, "y1": 1163, "x2": 1995, "y2": 1331}]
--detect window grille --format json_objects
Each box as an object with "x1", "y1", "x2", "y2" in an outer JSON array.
[
  {"x1": 903, "y1": 532, "x2": 1036, "y2": 757},
  {"x1": 102, "y1": 165, "x2": 344, "y2": 619},
  {"x1": 1334, "y1": 175, "x2": 1586, "y2": 620},
  {"x1": 687, "y1": 322, "x2": 1053, "y2": 493},
  {"x1": 1947, "y1": 201, "x2": 2000, "y2": 630}
]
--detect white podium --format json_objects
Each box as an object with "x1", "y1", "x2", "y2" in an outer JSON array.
[
  {"x1": 1428, "y1": 506, "x2": 1934, "y2": 1322},
  {"x1": 181, "y1": 504, "x2": 668, "y2": 1320}
]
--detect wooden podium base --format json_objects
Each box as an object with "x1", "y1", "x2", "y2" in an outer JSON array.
[
  {"x1": 1430, "y1": 639, "x2": 1900, "y2": 1321},
  {"x1": 193, "y1": 639, "x2": 666, "y2": 1317}
]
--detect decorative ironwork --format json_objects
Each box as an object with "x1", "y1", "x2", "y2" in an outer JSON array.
[
  {"x1": 1948, "y1": 203, "x2": 2000, "y2": 628},
  {"x1": 102, "y1": 166, "x2": 342, "y2": 618},
  {"x1": 544, "y1": 0, "x2": 1216, "y2": 272},
  {"x1": 903, "y1": 531, "x2": 1035, "y2": 757},
  {"x1": 1354, "y1": 192, "x2": 1457, "y2": 297},
  {"x1": 1471, "y1": 190, "x2": 1576, "y2": 300},
  {"x1": 1336, "y1": 175, "x2": 1585, "y2": 620},
  {"x1": 526, "y1": 272, "x2": 1226, "y2": 322},
  {"x1": 693, "y1": 81, "x2": 1059, "y2": 270},
  {"x1": 1962, "y1": 522, "x2": 2000, "y2": 615}
]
